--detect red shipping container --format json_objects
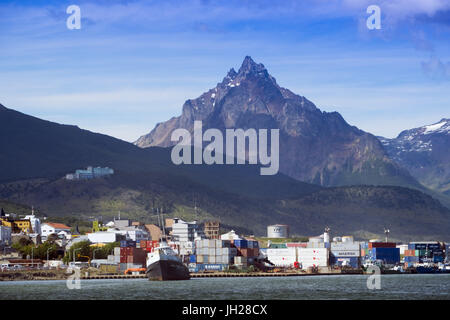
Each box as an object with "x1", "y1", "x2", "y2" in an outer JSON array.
[
  {"x1": 368, "y1": 242, "x2": 396, "y2": 249},
  {"x1": 404, "y1": 250, "x2": 415, "y2": 256},
  {"x1": 120, "y1": 256, "x2": 127, "y2": 263}
]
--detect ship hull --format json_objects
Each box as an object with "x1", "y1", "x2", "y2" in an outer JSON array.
[{"x1": 147, "y1": 259, "x2": 190, "y2": 281}]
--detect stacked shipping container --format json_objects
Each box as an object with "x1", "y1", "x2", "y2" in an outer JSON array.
[
  {"x1": 140, "y1": 240, "x2": 159, "y2": 253},
  {"x1": 195, "y1": 239, "x2": 237, "y2": 268},
  {"x1": 266, "y1": 247, "x2": 329, "y2": 268},
  {"x1": 330, "y1": 242, "x2": 360, "y2": 268},
  {"x1": 408, "y1": 242, "x2": 444, "y2": 262}
]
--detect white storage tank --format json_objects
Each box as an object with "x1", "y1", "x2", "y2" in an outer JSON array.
[
  {"x1": 267, "y1": 224, "x2": 289, "y2": 238},
  {"x1": 323, "y1": 232, "x2": 330, "y2": 244}
]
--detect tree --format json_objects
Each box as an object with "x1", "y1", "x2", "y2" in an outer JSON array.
[{"x1": 63, "y1": 241, "x2": 91, "y2": 264}]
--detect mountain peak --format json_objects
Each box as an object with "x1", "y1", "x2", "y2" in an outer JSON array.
[
  {"x1": 227, "y1": 68, "x2": 237, "y2": 79},
  {"x1": 238, "y1": 56, "x2": 266, "y2": 75}
]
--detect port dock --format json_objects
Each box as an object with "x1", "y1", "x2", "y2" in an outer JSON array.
[{"x1": 79, "y1": 270, "x2": 362, "y2": 280}]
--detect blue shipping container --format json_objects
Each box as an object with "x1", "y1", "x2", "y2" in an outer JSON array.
[
  {"x1": 189, "y1": 255, "x2": 196, "y2": 263},
  {"x1": 371, "y1": 248, "x2": 400, "y2": 264},
  {"x1": 234, "y1": 240, "x2": 248, "y2": 248},
  {"x1": 195, "y1": 264, "x2": 228, "y2": 272},
  {"x1": 404, "y1": 256, "x2": 419, "y2": 263}
]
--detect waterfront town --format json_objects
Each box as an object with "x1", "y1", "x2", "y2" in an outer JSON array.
[{"x1": 1, "y1": 206, "x2": 450, "y2": 280}]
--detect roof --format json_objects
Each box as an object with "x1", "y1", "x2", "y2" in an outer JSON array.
[{"x1": 44, "y1": 222, "x2": 71, "y2": 230}]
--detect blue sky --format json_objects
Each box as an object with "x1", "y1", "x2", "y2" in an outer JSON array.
[{"x1": 0, "y1": 0, "x2": 449, "y2": 141}]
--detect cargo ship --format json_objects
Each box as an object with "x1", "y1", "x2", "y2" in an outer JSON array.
[{"x1": 146, "y1": 241, "x2": 191, "y2": 281}]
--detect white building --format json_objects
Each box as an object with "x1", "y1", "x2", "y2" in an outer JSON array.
[
  {"x1": 0, "y1": 226, "x2": 12, "y2": 246},
  {"x1": 105, "y1": 226, "x2": 149, "y2": 242},
  {"x1": 87, "y1": 232, "x2": 117, "y2": 244},
  {"x1": 41, "y1": 222, "x2": 72, "y2": 240},
  {"x1": 171, "y1": 218, "x2": 200, "y2": 243},
  {"x1": 24, "y1": 213, "x2": 41, "y2": 235},
  {"x1": 221, "y1": 230, "x2": 241, "y2": 241}
]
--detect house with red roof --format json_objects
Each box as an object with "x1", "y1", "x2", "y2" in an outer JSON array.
[{"x1": 41, "y1": 222, "x2": 72, "y2": 240}]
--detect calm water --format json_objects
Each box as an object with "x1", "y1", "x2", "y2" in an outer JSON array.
[{"x1": 0, "y1": 274, "x2": 449, "y2": 300}]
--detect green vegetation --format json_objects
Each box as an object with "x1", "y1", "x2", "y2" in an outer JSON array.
[
  {"x1": 12, "y1": 238, "x2": 61, "y2": 260},
  {"x1": 62, "y1": 241, "x2": 119, "y2": 264},
  {"x1": 0, "y1": 199, "x2": 31, "y2": 215}
]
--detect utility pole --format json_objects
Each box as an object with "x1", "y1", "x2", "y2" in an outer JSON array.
[{"x1": 384, "y1": 228, "x2": 390, "y2": 243}]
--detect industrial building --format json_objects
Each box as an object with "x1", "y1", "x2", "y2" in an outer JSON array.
[
  {"x1": 171, "y1": 218, "x2": 202, "y2": 243},
  {"x1": 0, "y1": 225, "x2": 11, "y2": 246},
  {"x1": 65, "y1": 166, "x2": 114, "y2": 180},
  {"x1": 204, "y1": 221, "x2": 220, "y2": 239}
]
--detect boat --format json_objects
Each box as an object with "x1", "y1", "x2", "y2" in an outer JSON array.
[
  {"x1": 415, "y1": 266, "x2": 438, "y2": 274},
  {"x1": 146, "y1": 240, "x2": 191, "y2": 281}
]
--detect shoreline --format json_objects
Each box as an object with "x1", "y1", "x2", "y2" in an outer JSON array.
[{"x1": 0, "y1": 269, "x2": 418, "y2": 282}]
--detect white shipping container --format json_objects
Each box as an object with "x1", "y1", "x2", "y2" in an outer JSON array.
[
  {"x1": 331, "y1": 242, "x2": 360, "y2": 251},
  {"x1": 298, "y1": 248, "x2": 328, "y2": 255},
  {"x1": 331, "y1": 250, "x2": 360, "y2": 257},
  {"x1": 208, "y1": 248, "x2": 216, "y2": 256},
  {"x1": 307, "y1": 242, "x2": 326, "y2": 248},
  {"x1": 209, "y1": 256, "x2": 216, "y2": 264},
  {"x1": 266, "y1": 248, "x2": 296, "y2": 257},
  {"x1": 234, "y1": 256, "x2": 247, "y2": 265}
]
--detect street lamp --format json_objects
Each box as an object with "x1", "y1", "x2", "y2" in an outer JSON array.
[
  {"x1": 31, "y1": 246, "x2": 35, "y2": 268},
  {"x1": 93, "y1": 248, "x2": 100, "y2": 260},
  {"x1": 46, "y1": 247, "x2": 53, "y2": 268}
]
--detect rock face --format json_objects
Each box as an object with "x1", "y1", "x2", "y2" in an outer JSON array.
[
  {"x1": 379, "y1": 119, "x2": 450, "y2": 194},
  {"x1": 135, "y1": 56, "x2": 416, "y2": 187}
]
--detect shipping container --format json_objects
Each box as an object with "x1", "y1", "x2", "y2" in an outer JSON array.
[
  {"x1": 286, "y1": 242, "x2": 307, "y2": 248},
  {"x1": 370, "y1": 247, "x2": 400, "y2": 264},
  {"x1": 330, "y1": 250, "x2": 359, "y2": 257},
  {"x1": 234, "y1": 239, "x2": 248, "y2": 248},
  {"x1": 330, "y1": 256, "x2": 360, "y2": 268},
  {"x1": 368, "y1": 242, "x2": 396, "y2": 249},
  {"x1": 196, "y1": 264, "x2": 228, "y2": 272},
  {"x1": 234, "y1": 256, "x2": 248, "y2": 265},
  {"x1": 404, "y1": 256, "x2": 419, "y2": 263}
]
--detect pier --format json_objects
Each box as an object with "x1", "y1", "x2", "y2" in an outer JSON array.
[{"x1": 79, "y1": 271, "x2": 360, "y2": 280}]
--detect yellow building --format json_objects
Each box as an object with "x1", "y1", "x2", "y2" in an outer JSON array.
[{"x1": 1, "y1": 218, "x2": 33, "y2": 234}]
